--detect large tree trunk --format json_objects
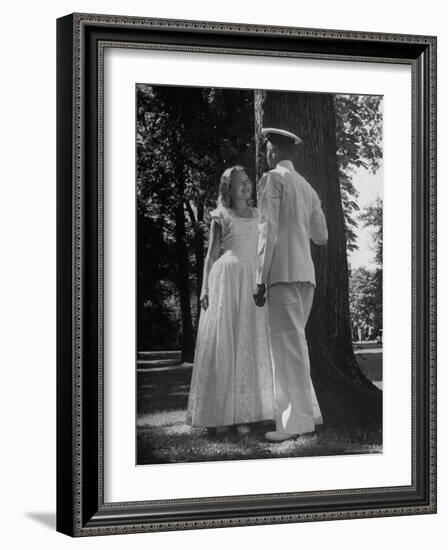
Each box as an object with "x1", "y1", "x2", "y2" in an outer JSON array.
[
  {"x1": 185, "y1": 200, "x2": 205, "y2": 328},
  {"x1": 255, "y1": 90, "x2": 381, "y2": 431},
  {"x1": 194, "y1": 203, "x2": 205, "y2": 325},
  {"x1": 174, "y1": 201, "x2": 195, "y2": 363}
]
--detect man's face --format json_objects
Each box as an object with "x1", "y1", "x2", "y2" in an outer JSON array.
[{"x1": 266, "y1": 142, "x2": 277, "y2": 169}]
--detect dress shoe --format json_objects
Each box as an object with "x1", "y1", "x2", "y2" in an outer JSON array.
[
  {"x1": 236, "y1": 424, "x2": 251, "y2": 435},
  {"x1": 265, "y1": 430, "x2": 296, "y2": 442}
]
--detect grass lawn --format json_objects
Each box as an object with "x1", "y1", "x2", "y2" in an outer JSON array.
[{"x1": 137, "y1": 365, "x2": 382, "y2": 465}]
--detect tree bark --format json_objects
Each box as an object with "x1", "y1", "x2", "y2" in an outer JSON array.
[
  {"x1": 255, "y1": 90, "x2": 381, "y2": 431},
  {"x1": 174, "y1": 202, "x2": 195, "y2": 362},
  {"x1": 185, "y1": 200, "x2": 205, "y2": 327},
  {"x1": 195, "y1": 204, "x2": 205, "y2": 324}
]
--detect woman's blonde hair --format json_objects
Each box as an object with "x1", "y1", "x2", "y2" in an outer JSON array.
[{"x1": 217, "y1": 165, "x2": 252, "y2": 208}]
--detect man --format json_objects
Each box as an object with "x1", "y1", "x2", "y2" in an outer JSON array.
[{"x1": 254, "y1": 127, "x2": 328, "y2": 442}]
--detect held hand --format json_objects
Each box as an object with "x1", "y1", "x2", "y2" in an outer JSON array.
[
  {"x1": 200, "y1": 294, "x2": 209, "y2": 311},
  {"x1": 253, "y1": 284, "x2": 266, "y2": 307}
]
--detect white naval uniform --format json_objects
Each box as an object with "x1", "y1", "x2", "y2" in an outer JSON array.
[{"x1": 256, "y1": 160, "x2": 328, "y2": 434}]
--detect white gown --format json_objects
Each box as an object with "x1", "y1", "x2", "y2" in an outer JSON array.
[{"x1": 186, "y1": 206, "x2": 275, "y2": 427}]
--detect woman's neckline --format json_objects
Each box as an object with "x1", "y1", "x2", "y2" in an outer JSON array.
[{"x1": 228, "y1": 206, "x2": 254, "y2": 219}]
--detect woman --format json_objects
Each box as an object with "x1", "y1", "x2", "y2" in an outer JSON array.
[{"x1": 186, "y1": 166, "x2": 275, "y2": 434}]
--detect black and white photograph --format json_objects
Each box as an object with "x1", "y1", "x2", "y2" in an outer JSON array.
[
  {"x1": 136, "y1": 84, "x2": 384, "y2": 465},
  {"x1": 1, "y1": 0, "x2": 442, "y2": 544}
]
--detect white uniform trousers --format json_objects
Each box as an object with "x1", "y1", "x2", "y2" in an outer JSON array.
[{"x1": 267, "y1": 281, "x2": 323, "y2": 434}]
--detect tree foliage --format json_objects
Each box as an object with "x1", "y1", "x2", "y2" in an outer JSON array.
[
  {"x1": 349, "y1": 267, "x2": 382, "y2": 337},
  {"x1": 359, "y1": 197, "x2": 383, "y2": 266},
  {"x1": 334, "y1": 95, "x2": 383, "y2": 251},
  {"x1": 349, "y1": 198, "x2": 383, "y2": 338}
]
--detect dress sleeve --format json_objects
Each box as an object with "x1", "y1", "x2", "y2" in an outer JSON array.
[{"x1": 210, "y1": 206, "x2": 230, "y2": 237}]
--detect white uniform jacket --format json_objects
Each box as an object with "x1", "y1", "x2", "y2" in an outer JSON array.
[{"x1": 256, "y1": 160, "x2": 328, "y2": 286}]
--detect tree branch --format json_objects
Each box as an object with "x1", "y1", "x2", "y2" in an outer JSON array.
[{"x1": 184, "y1": 200, "x2": 198, "y2": 228}]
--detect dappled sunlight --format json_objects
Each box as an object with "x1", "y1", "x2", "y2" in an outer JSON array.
[
  {"x1": 263, "y1": 434, "x2": 318, "y2": 455},
  {"x1": 161, "y1": 423, "x2": 193, "y2": 436},
  {"x1": 137, "y1": 409, "x2": 186, "y2": 427},
  {"x1": 137, "y1": 415, "x2": 381, "y2": 463}
]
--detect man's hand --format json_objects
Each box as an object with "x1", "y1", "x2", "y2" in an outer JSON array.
[
  {"x1": 200, "y1": 294, "x2": 209, "y2": 311},
  {"x1": 253, "y1": 284, "x2": 266, "y2": 307}
]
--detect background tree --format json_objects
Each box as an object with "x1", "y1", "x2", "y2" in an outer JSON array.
[
  {"x1": 349, "y1": 197, "x2": 383, "y2": 340},
  {"x1": 359, "y1": 197, "x2": 383, "y2": 266},
  {"x1": 255, "y1": 90, "x2": 382, "y2": 432},
  {"x1": 334, "y1": 95, "x2": 383, "y2": 251},
  {"x1": 350, "y1": 267, "x2": 382, "y2": 339},
  {"x1": 137, "y1": 85, "x2": 196, "y2": 361}
]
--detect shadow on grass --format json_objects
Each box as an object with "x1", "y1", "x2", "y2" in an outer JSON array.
[{"x1": 137, "y1": 367, "x2": 382, "y2": 465}]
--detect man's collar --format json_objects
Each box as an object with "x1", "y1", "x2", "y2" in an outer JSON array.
[{"x1": 277, "y1": 160, "x2": 295, "y2": 171}]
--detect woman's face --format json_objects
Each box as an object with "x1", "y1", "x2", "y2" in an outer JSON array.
[{"x1": 230, "y1": 170, "x2": 252, "y2": 203}]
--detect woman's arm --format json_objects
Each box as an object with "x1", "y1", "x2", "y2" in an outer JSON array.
[{"x1": 200, "y1": 219, "x2": 222, "y2": 310}]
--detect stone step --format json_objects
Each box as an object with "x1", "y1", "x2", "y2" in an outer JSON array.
[
  {"x1": 137, "y1": 350, "x2": 181, "y2": 361},
  {"x1": 353, "y1": 342, "x2": 383, "y2": 350},
  {"x1": 137, "y1": 362, "x2": 193, "y2": 373},
  {"x1": 354, "y1": 348, "x2": 382, "y2": 354},
  {"x1": 137, "y1": 358, "x2": 180, "y2": 369}
]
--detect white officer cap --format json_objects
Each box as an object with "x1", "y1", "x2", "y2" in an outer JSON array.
[{"x1": 261, "y1": 127, "x2": 302, "y2": 145}]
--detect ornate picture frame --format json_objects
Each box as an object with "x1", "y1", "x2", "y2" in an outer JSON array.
[{"x1": 56, "y1": 13, "x2": 436, "y2": 536}]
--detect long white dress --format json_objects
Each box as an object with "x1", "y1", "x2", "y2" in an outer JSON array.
[{"x1": 186, "y1": 206, "x2": 275, "y2": 427}]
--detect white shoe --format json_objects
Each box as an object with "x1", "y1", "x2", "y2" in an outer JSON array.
[
  {"x1": 265, "y1": 431, "x2": 296, "y2": 442},
  {"x1": 236, "y1": 424, "x2": 251, "y2": 435}
]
